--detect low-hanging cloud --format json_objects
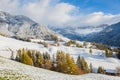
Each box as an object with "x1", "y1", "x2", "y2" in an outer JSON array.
[{"x1": 0, "y1": 0, "x2": 120, "y2": 27}]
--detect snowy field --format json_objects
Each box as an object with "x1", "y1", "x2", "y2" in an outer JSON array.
[
  {"x1": 0, "y1": 57, "x2": 120, "y2": 80},
  {"x1": 0, "y1": 35, "x2": 120, "y2": 79}
]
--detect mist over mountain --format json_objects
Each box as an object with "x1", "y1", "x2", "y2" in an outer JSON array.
[
  {"x1": 50, "y1": 22, "x2": 120, "y2": 47},
  {"x1": 49, "y1": 24, "x2": 108, "y2": 40}
]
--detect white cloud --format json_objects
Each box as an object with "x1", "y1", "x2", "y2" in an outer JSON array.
[
  {"x1": 0, "y1": 0, "x2": 19, "y2": 14},
  {"x1": 0, "y1": 0, "x2": 120, "y2": 27}
]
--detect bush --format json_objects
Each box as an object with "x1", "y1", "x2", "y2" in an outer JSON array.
[
  {"x1": 97, "y1": 66, "x2": 105, "y2": 74},
  {"x1": 89, "y1": 48, "x2": 92, "y2": 54},
  {"x1": 117, "y1": 51, "x2": 120, "y2": 59},
  {"x1": 116, "y1": 66, "x2": 120, "y2": 76},
  {"x1": 105, "y1": 48, "x2": 113, "y2": 57}
]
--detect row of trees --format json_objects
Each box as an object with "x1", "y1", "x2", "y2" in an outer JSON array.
[
  {"x1": 15, "y1": 49, "x2": 52, "y2": 70},
  {"x1": 13, "y1": 49, "x2": 92, "y2": 75},
  {"x1": 13, "y1": 48, "x2": 119, "y2": 75}
]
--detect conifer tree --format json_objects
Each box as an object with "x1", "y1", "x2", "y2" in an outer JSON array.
[
  {"x1": 84, "y1": 61, "x2": 90, "y2": 73},
  {"x1": 37, "y1": 53, "x2": 44, "y2": 67},
  {"x1": 63, "y1": 53, "x2": 79, "y2": 74},
  {"x1": 97, "y1": 66, "x2": 105, "y2": 74},
  {"x1": 21, "y1": 51, "x2": 33, "y2": 66},
  {"x1": 90, "y1": 63, "x2": 93, "y2": 73},
  {"x1": 44, "y1": 59, "x2": 52, "y2": 70},
  {"x1": 80, "y1": 57, "x2": 90, "y2": 73},
  {"x1": 76, "y1": 55, "x2": 81, "y2": 68},
  {"x1": 105, "y1": 48, "x2": 113, "y2": 57},
  {"x1": 89, "y1": 48, "x2": 92, "y2": 54},
  {"x1": 31, "y1": 51, "x2": 37, "y2": 66}
]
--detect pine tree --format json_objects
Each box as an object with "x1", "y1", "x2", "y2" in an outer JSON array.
[
  {"x1": 76, "y1": 55, "x2": 84, "y2": 74},
  {"x1": 21, "y1": 52, "x2": 33, "y2": 66},
  {"x1": 81, "y1": 57, "x2": 85, "y2": 70},
  {"x1": 43, "y1": 52, "x2": 50, "y2": 60},
  {"x1": 84, "y1": 62, "x2": 90, "y2": 73},
  {"x1": 56, "y1": 52, "x2": 79, "y2": 75},
  {"x1": 56, "y1": 51, "x2": 65, "y2": 62},
  {"x1": 64, "y1": 53, "x2": 79, "y2": 75},
  {"x1": 76, "y1": 55, "x2": 81, "y2": 68},
  {"x1": 80, "y1": 57, "x2": 90, "y2": 73},
  {"x1": 36, "y1": 53, "x2": 44, "y2": 67},
  {"x1": 31, "y1": 51, "x2": 37, "y2": 66},
  {"x1": 56, "y1": 51, "x2": 66, "y2": 72},
  {"x1": 89, "y1": 48, "x2": 92, "y2": 55},
  {"x1": 44, "y1": 59, "x2": 52, "y2": 70},
  {"x1": 105, "y1": 48, "x2": 113, "y2": 57},
  {"x1": 90, "y1": 63, "x2": 93, "y2": 73},
  {"x1": 97, "y1": 66, "x2": 105, "y2": 74}
]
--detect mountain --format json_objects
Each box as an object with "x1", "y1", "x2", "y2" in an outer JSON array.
[
  {"x1": 0, "y1": 11, "x2": 57, "y2": 40},
  {"x1": 85, "y1": 22, "x2": 120, "y2": 47},
  {"x1": 49, "y1": 25, "x2": 108, "y2": 40}
]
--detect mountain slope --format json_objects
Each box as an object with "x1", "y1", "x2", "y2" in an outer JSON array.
[
  {"x1": 85, "y1": 22, "x2": 120, "y2": 47},
  {"x1": 0, "y1": 35, "x2": 120, "y2": 74},
  {"x1": 0, "y1": 11, "x2": 57, "y2": 40},
  {"x1": 0, "y1": 57, "x2": 120, "y2": 80}
]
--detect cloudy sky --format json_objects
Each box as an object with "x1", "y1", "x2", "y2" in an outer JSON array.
[{"x1": 0, "y1": 0, "x2": 120, "y2": 27}]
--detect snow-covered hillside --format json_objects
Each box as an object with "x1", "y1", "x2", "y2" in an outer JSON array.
[
  {"x1": 0, "y1": 35, "x2": 120, "y2": 75},
  {"x1": 0, "y1": 57, "x2": 120, "y2": 80}
]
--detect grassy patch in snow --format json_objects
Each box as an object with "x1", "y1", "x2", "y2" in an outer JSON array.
[{"x1": 0, "y1": 69, "x2": 31, "y2": 80}]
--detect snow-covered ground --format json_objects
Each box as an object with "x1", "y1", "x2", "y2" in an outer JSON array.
[
  {"x1": 0, "y1": 35, "x2": 120, "y2": 75},
  {"x1": 0, "y1": 57, "x2": 120, "y2": 80}
]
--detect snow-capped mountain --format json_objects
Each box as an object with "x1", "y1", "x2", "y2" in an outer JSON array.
[
  {"x1": 49, "y1": 24, "x2": 108, "y2": 40},
  {"x1": 85, "y1": 22, "x2": 120, "y2": 47},
  {"x1": 0, "y1": 11, "x2": 57, "y2": 40}
]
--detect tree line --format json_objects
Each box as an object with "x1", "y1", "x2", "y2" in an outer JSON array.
[{"x1": 11, "y1": 48, "x2": 119, "y2": 75}]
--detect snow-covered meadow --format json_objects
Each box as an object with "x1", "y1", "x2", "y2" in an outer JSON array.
[{"x1": 0, "y1": 35, "x2": 120, "y2": 79}]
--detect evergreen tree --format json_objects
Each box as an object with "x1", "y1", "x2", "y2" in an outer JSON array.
[
  {"x1": 43, "y1": 52, "x2": 50, "y2": 60},
  {"x1": 56, "y1": 51, "x2": 66, "y2": 72},
  {"x1": 80, "y1": 57, "x2": 90, "y2": 73},
  {"x1": 44, "y1": 59, "x2": 52, "y2": 70},
  {"x1": 21, "y1": 51, "x2": 33, "y2": 66},
  {"x1": 31, "y1": 51, "x2": 37, "y2": 66},
  {"x1": 97, "y1": 66, "x2": 105, "y2": 74},
  {"x1": 84, "y1": 62, "x2": 90, "y2": 73},
  {"x1": 76, "y1": 55, "x2": 81, "y2": 68},
  {"x1": 56, "y1": 51, "x2": 65, "y2": 62},
  {"x1": 36, "y1": 53, "x2": 44, "y2": 67},
  {"x1": 56, "y1": 52, "x2": 79, "y2": 75},
  {"x1": 68, "y1": 57, "x2": 79, "y2": 75},
  {"x1": 90, "y1": 63, "x2": 93, "y2": 73},
  {"x1": 105, "y1": 48, "x2": 113, "y2": 57},
  {"x1": 89, "y1": 48, "x2": 92, "y2": 54}
]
